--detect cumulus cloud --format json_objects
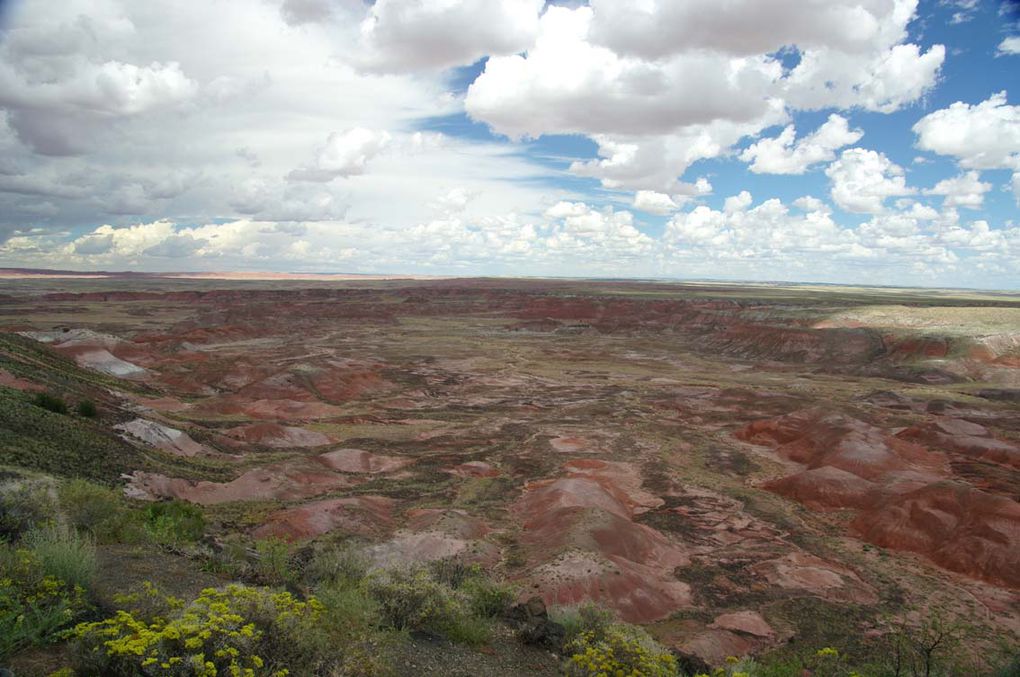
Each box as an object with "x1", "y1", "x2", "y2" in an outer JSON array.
[
  {"x1": 741, "y1": 114, "x2": 864, "y2": 174},
  {"x1": 288, "y1": 129, "x2": 391, "y2": 182},
  {"x1": 466, "y1": 7, "x2": 782, "y2": 140},
  {"x1": 466, "y1": 2, "x2": 941, "y2": 192},
  {"x1": 143, "y1": 233, "x2": 206, "y2": 258},
  {"x1": 358, "y1": 0, "x2": 544, "y2": 73},
  {"x1": 913, "y1": 91, "x2": 1020, "y2": 170},
  {"x1": 924, "y1": 171, "x2": 992, "y2": 209},
  {"x1": 0, "y1": 56, "x2": 197, "y2": 155},
  {"x1": 0, "y1": 0, "x2": 1011, "y2": 288},
  {"x1": 68, "y1": 221, "x2": 176, "y2": 258},
  {"x1": 998, "y1": 36, "x2": 1020, "y2": 55},
  {"x1": 632, "y1": 191, "x2": 679, "y2": 215},
  {"x1": 587, "y1": 0, "x2": 896, "y2": 58},
  {"x1": 666, "y1": 195, "x2": 853, "y2": 256},
  {"x1": 569, "y1": 112, "x2": 786, "y2": 191},
  {"x1": 825, "y1": 148, "x2": 915, "y2": 214}
]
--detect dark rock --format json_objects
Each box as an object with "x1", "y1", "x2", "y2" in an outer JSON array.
[
  {"x1": 672, "y1": 649, "x2": 712, "y2": 675},
  {"x1": 517, "y1": 618, "x2": 566, "y2": 650},
  {"x1": 506, "y1": 596, "x2": 566, "y2": 651},
  {"x1": 409, "y1": 629, "x2": 445, "y2": 644}
]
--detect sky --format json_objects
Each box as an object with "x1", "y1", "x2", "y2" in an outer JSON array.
[{"x1": 0, "y1": 0, "x2": 1018, "y2": 288}]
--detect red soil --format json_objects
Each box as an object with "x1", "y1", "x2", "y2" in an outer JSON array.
[
  {"x1": 852, "y1": 482, "x2": 1020, "y2": 588},
  {"x1": 896, "y1": 418, "x2": 1020, "y2": 469},
  {"x1": 742, "y1": 408, "x2": 1020, "y2": 587},
  {"x1": 123, "y1": 460, "x2": 360, "y2": 505},
  {"x1": 225, "y1": 422, "x2": 333, "y2": 448},
  {"x1": 513, "y1": 460, "x2": 687, "y2": 622},
  {"x1": 764, "y1": 466, "x2": 879, "y2": 510},
  {"x1": 0, "y1": 368, "x2": 44, "y2": 391},
  {"x1": 316, "y1": 448, "x2": 414, "y2": 474},
  {"x1": 736, "y1": 408, "x2": 946, "y2": 481},
  {"x1": 253, "y1": 496, "x2": 396, "y2": 542}
]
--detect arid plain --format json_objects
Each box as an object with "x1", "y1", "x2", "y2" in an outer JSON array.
[{"x1": 1, "y1": 275, "x2": 1018, "y2": 673}]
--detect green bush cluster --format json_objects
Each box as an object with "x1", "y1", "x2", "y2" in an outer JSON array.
[
  {"x1": 0, "y1": 387, "x2": 140, "y2": 481},
  {"x1": 0, "y1": 529, "x2": 94, "y2": 659},
  {"x1": 361, "y1": 559, "x2": 513, "y2": 645},
  {"x1": 72, "y1": 583, "x2": 323, "y2": 676},
  {"x1": 76, "y1": 400, "x2": 98, "y2": 418},
  {"x1": 20, "y1": 524, "x2": 98, "y2": 591},
  {"x1": 144, "y1": 500, "x2": 206, "y2": 546},
  {"x1": 201, "y1": 535, "x2": 295, "y2": 586},
  {"x1": 0, "y1": 477, "x2": 55, "y2": 541},
  {"x1": 33, "y1": 392, "x2": 69, "y2": 415},
  {"x1": 564, "y1": 621, "x2": 678, "y2": 677},
  {"x1": 59, "y1": 479, "x2": 146, "y2": 544}
]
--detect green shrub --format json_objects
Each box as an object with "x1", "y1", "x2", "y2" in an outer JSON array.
[
  {"x1": 59, "y1": 479, "x2": 145, "y2": 544},
  {"x1": 424, "y1": 558, "x2": 513, "y2": 619},
  {"x1": 0, "y1": 477, "x2": 55, "y2": 541},
  {"x1": 76, "y1": 400, "x2": 98, "y2": 417},
  {"x1": 72, "y1": 583, "x2": 329, "y2": 676},
  {"x1": 144, "y1": 500, "x2": 205, "y2": 546},
  {"x1": 306, "y1": 543, "x2": 370, "y2": 588},
  {"x1": 427, "y1": 557, "x2": 477, "y2": 588},
  {"x1": 33, "y1": 392, "x2": 68, "y2": 415},
  {"x1": 552, "y1": 602, "x2": 615, "y2": 644},
  {"x1": 363, "y1": 565, "x2": 489, "y2": 644},
  {"x1": 254, "y1": 537, "x2": 292, "y2": 585},
  {"x1": 22, "y1": 524, "x2": 97, "y2": 591},
  {"x1": 364, "y1": 566, "x2": 463, "y2": 631},
  {"x1": 0, "y1": 544, "x2": 90, "y2": 659},
  {"x1": 201, "y1": 534, "x2": 250, "y2": 578},
  {"x1": 461, "y1": 574, "x2": 515, "y2": 618},
  {"x1": 564, "y1": 623, "x2": 678, "y2": 677},
  {"x1": 314, "y1": 584, "x2": 394, "y2": 676},
  {"x1": 316, "y1": 584, "x2": 381, "y2": 635}
]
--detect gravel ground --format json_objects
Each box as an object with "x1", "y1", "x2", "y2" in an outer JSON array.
[{"x1": 386, "y1": 625, "x2": 562, "y2": 677}]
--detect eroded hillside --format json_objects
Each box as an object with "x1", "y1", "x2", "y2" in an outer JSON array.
[{"x1": 1, "y1": 278, "x2": 1017, "y2": 670}]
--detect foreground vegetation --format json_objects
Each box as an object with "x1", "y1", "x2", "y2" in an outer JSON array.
[{"x1": 2, "y1": 471, "x2": 1017, "y2": 676}]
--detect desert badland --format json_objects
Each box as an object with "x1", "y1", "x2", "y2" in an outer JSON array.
[{"x1": 1, "y1": 274, "x2": 1017, "y2": 675}]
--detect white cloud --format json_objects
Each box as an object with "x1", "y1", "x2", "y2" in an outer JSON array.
[
  {"x1": 0, "y1": 59, "x2": 197, "y2": 155},
  {"x1": 724, "y1": 191, "x2": 753, "y2": 213},
  {"x1": 568, "y1": 109, "x2": 787, "y2": 191},
  {"x1": 783, "y1": 42, "x2": 945, "y2": 114},
  {"x1": 997, "y1": 36, "x2": 1020, "y2": 56},
  {"x1": 740, "y1": 114, "x2": 863, "y2": 174},
  {"x1": 913, "y1": 91, "x2": 1020, "y2": 170},
  {"x1": 587, "y1": 0, "x2": 896, "y2": 58},
  {"x1": 466, "y1": 7, "x2": 782, "y2": 140},
  {"x1": 280, "y1": 0, "x2": 335, "y2": 25},
  {"x1": 465, "y1": 2, "x2": 941, "y2": 193},
  {"x1": 357, "y1": 0, "x2": 544, "y2": 73},
  {"x1": 0, "y1": 0, "x2": 1010, "y2": 289},
  {"x1": 288, "y1": 128, "x2": 392, "y2": 182},
  {"x1": 793, "y1": 196, "x2": 829, "y2": 212},
  {"x1": 924, "y1": 171, "x2": 992, "y2": 209},
  {"x1": 429, "y1": 187, "x2": 477, "y2": 215},
  {"x1": 942, "y1": 0, "x2": 979, "y2": 24},
  {"x1": 632, "y1": 191, "x2": 681, "y2": 215},
  {"x1": 825, "y1": 148, "x2": 915, "y2": 214},
  {"x1": 68, "y1": 221, "x2": 176, "y2": 258}
]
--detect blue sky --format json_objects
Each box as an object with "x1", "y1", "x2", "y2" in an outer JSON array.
[
  {"x1": 428, "y1": 1, "x2": 1019, "y2": 228},
  {"x1": 0, "y1": 0, "x2": 1018, "y2": 287}
]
